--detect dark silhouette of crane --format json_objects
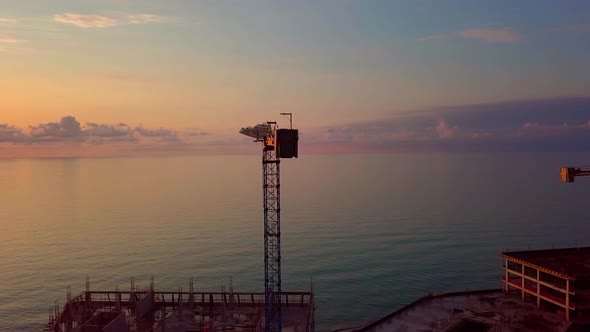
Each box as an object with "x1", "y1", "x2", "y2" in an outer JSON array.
[
  {"x1": 239, "y1": 114, "x2": 298, "y2": 332},
  {"x1": 561, "y1": 167, "x2": 590, "y2": 183}
]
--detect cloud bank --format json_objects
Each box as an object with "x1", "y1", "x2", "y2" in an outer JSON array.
[
  {"x1": 0, "y1": 116, "x2": 207, "y2": 146},
  {"x1": 3, "y1": 97, "x2": 590, "y2": 157},
  {"x1": 316, "y1": 96, "x2": 590, "y2": 152},
  {"x1": 0, "y1": 124, "x2": 25, "y2": 143},
  {"x1": 0, "y1": 116, "x2": 223, "y2": 157}
]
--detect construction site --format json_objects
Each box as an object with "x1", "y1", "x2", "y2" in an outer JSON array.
[
  {"x1": 45, "y1": 131, "x2": 590, "y2": 332},
  {"x1": 49, "y1": 244, "x2": 590, "y2": 332},
  {"x1": 46, "y1": 279, "x2": 314, "y2": 332},
  {"x1": 46, "y1": 115, "x2": 304, "y2": 332},
  {"x1": 355, "y1": 168, "x2": 590, "y2": 332},
  {"x1": 357, "y1": 248, "x2": 590, "y2": 332}
]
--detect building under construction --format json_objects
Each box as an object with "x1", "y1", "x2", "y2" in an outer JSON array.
[
  {"x1": 503, "y1": 247, "x2": 590, "y2": 321},
  {"x1": 358, "y1": 247, "x2": 590, "y2": 332},
  {"x1": 46, "y1": 279, "x2": 314, "y2": 332},
  {"x1": 358, "y1": 168, "x2": 590, "y2": 331}
]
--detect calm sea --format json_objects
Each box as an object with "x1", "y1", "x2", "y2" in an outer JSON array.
[{"x1": 1, "y1": 153, "x2": 589, "y2": 331}]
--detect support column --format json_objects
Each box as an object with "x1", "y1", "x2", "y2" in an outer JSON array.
[
  {"x1": 566, "y1": 279, "x2": 570, "y2": 321},
  {"x1": 504, "y1": 258, "x2": 509, "y2": 292},
  {"x1": 84, "y1": 276, "x2": 91, "y2": 322},
  {"x1": 116, "y1": 291, "x2": 122, "y2": 312},
  {"x1": 536, "y1": 269, "x2": 540, "y2": 307},
  {"x1": 65, "y1": 286, "x2": 72, "y2": 332},
  {"x1": 85, "y1": 276, "x2": 91, "y2": 303},
  {"x1": 521, "y1": 264, "x2": 525, "y2": 300}
]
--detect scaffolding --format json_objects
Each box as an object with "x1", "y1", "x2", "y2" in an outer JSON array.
[{"x1": 46, "y1": 281, "x2": 314, "y2": 332}]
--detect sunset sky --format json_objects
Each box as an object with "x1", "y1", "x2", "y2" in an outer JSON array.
[{"x1": 1, "y1": 0, "x2": 589, "y2": 157}]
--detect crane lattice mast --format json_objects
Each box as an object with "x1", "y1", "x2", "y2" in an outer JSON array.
[{"x1": 240, "y1": 114, "x2": 298, "y2": 332}]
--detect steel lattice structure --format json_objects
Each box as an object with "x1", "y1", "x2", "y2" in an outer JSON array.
[
  {"x1": 240, "y1": 116, "x2": 297, "y2": 332},
  {"x1": 263, "y1": 147, "x2": 281, "y2": 332}
]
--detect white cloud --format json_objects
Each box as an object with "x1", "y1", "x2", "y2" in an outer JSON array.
[
  {"x1": 53, "y1": 13, "x2": 171, "y2": 28},
  {"x1": 0, "y1": 18, "x2": 17, "y2": 25},
  {"x1": 53, "y1": 13, "x2": 119, "y2": 28},
  {"x1": 459, "y1": 28, "x2": 520, "y2": 43},
  {"x1": 0, "y1": 38, "x2": 26, "y2": 44},
  {"x1": 127, "y1": 14, "x2": 169, "y2": 25}
]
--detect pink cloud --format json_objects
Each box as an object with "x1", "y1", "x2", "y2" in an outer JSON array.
[
  {"x1": 0, "y1": 18, "x2": 17, "y2": 25},
  {"x1": 0, "y1": 38, "x2": 26, "y2": 44},
  {"x1": 53, "y1": 13, "x2": 170, "y2": 29},
  {"x1": 459, "y1": 28, "x2": 520, "y2": 43},
  {"x1": 435, "y1": 119, "x2": 455, "y2": 139},
  {"x1": 53, "y1": 13, "x2": 119, "y2": 28}
]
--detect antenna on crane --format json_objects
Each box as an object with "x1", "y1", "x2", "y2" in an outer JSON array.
[
  {"x1": 280, "y1": 113, "x2": 293, "y2": 129},
  {"x1": 239, "y1": 115, "x2": 299, "y2": 332}
]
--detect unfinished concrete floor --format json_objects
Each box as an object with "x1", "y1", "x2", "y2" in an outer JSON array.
[{"x1": 360, "y1": 290, "x2": 572, "y2": 332}]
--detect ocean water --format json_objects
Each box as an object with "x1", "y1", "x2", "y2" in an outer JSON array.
[{"x1": 1, "y1": 153, "x2": 589, "y2": 331}]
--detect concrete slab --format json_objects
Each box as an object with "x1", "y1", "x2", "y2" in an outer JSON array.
[{"x1": 360, "y1": 290, "x2": 571, "y2": 332}]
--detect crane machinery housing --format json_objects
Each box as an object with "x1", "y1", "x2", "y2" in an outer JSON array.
[
  {"x1": 239, "y1": 113, "x2": 299, "y2": 332},
  {"x1": 560, "y1": 166, "x2": 590, "y2": 183}
]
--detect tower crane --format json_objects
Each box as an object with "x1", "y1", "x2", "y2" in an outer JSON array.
[
  {"x1": 560, "y1": 166, "x2": 590, "y2": 183},
  {"x1": 239, "y1": 113, "x2": 298, "y2": 332}
]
